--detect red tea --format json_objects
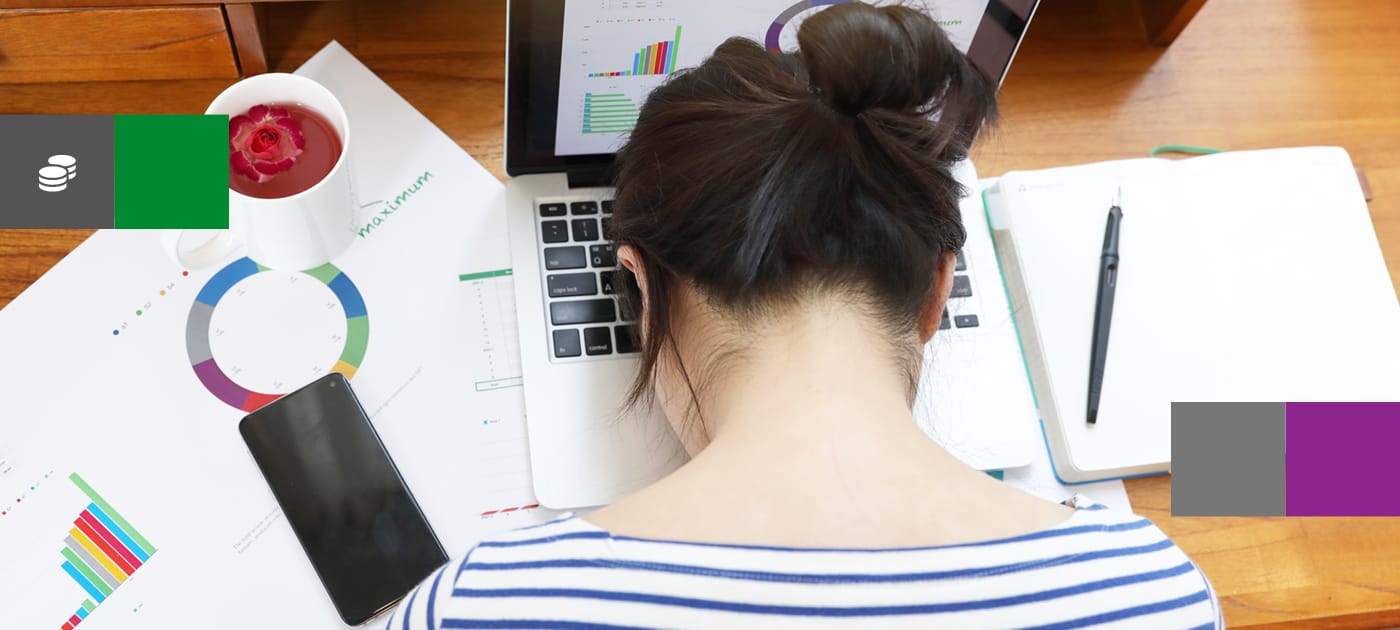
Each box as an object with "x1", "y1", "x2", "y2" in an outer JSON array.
[{"x1": 228, "y1": 102, "x2": 342, "y2": 199}]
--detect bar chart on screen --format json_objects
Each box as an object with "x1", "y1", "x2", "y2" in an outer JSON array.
[
  {"x1": 459, "y1": 269, "x2": 524, "y2": 392},
  {"x1": 582, "y1": 92, "x2": 641, "y2": 135},
  {"x1": 557, "y1": 2, "x2": 694, "y2": 154},
  {"x1": 587, "y1": 25, "x2": 682, "y2": 77}
]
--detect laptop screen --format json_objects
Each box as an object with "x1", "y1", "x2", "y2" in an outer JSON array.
[{"x1": 506, "y1": 0, "x2": 1039, "y2": 175}]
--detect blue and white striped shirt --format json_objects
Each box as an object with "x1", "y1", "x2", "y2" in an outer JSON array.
[{"x1": 385, "y1": 496, "x2": 1222, "y2": 629}]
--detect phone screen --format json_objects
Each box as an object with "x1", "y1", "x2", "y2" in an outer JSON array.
[{"x1": 239, "y1": 373, "x2": 446, "y2": 626}]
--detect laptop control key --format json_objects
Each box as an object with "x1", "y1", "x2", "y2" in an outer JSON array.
[
  {"x1": 951, "y1": 275, "x2": 972, "y2": 298},
  {"x1": 553, "y1": 329, "x2": 582, "y2": 358},
  {"x1": 601, "y1": 200, "x2": 614, "y2": 214},
  {"x1": 584, "y1": 326, "x2": 613, "y2": 355},
  {"x1": 544, "y1": 246, "x2": 587, "y2": 270},
  {"x1": 572, "y1": 218, "x2": 600, "y2": 242},
  {"x1": 940, "y1": 309, "x2": 951, "y2": 330},
  {"x1": 551, "y1": 299, "x2": 617, "y2": 325},
  {"x1": 591, "y1": 244, "x2": 616, "y2": 268},
  {"x1": 615, "y1": 325, "x2": 640, "y2": 353},
  {"x1": 539, "y1": 202, "x2": 567, "y2": 217},
  {"x1": 955, "y1": 251, "x2": 967, "y2": 271},
  {"x1": 954, "y1": 314, "x2": 980, "y2": 328},
  {"x1": 571, "y1": 201, "x2": 599, "y2": 215},
  {"x1": 547, "y1": 273, "x2": 598, "y2": 297},
  {"x1": 541, "y1": 220, "x2": 568, "y2": 243},
  {"x1": 599, "y1": 271, "x2": 615, "y2": 294}
]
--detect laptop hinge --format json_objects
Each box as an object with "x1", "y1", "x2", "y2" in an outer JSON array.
[{"x1": 566, "y1": 163, "x2": 615, "y2": 189}]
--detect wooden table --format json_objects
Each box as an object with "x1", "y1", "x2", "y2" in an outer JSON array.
[
  {"x1": 0, "y1": 0, "x2": 331, "y2": 81},
  {"x1": 3, "y1": 0, "x2": 1399, "y2": 626}
]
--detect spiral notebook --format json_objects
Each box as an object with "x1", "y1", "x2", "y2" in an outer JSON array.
[{"x1": 984, "y1": 147, "x2": 1400, "y2": 483}]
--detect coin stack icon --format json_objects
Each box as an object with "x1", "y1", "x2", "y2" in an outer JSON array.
[{"x1": 38, "y1": 154, "x2": 77, "y2": 192}]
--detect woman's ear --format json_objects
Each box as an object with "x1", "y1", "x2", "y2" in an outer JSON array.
[
  {"x1": 617, "y1": 244, "x2": 649, "y2": 305},
  {"x1": 918, "y1": 250, "x2": 958, "y2": 343}
]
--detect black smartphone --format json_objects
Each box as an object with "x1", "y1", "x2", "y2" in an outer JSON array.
[{"x1": 239, "y1": 373, "x2": 447, "y2": 626}]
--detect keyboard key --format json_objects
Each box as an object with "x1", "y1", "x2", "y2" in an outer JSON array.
[
  {"x1": 951, "y1": 275, "x2": 972, "y2": 298},
  {"x1": 572, "y1": 218, "x2": 599, "y2": 242},
  {"x1": 544, "y1": 246, "x2": 587, "y2": 270},
  {"x1": 590, "y1": 243, "x2": 616, "y2": 268},
  {"x1": 547, "y1": 273, "x2": 597, "y2": 297},
  {"x1": 615, "y1": 325, "x2": 640, "y2": 353},
  {"x1": 601, "y1": 200, "x2": 614, "y2": 214},
  {"x1": 550, "y1": 299, "x2": 617, "y2": 325},
  {"x1": 584, "y1": 326, "x2": 613, "y2": 355},
  {"x1": 955, "y1": 251, "x2": 967, "y2": 271},
  {"x1": 940, "y1": 309, "x2": 951, "y2": 330},
  {"x1": 538, "y1": 202, "x2": 567, "y2": 217},
  {"x1": 571, "y1": 201, "x2": 599, "y2": 215},
  {"x1": 601, "y1": 217, "x2": 611, "y2": 237},
  {"x1": 954, "y1": 314, "x2": 980, "y2": 328},
  {"x1": 619, "y1": 296, "x2": 636, "y2": 321},
  {"x1": 541, "y1": 220, "x2": 568, "y2": 243},
  {"x1": 553, "y1": 329, "x2": 581, "y2": 358},
  {"x1": 600, "y1": 271, "x2": 616, "y2": 295}
]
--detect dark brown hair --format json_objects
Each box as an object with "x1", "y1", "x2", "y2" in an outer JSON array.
[{"x1": 609, "y1": 2, "x2": 998, "y2": 419}]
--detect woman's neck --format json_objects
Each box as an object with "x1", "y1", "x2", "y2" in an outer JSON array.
[
  {"x1": 694, "y1": 306, "x2": 926, "y2": 456},
  {"x1": 586, "y1": 302, "x2": 1072, "y2": 547}
]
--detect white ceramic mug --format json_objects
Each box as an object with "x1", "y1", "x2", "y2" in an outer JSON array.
[{"x1": 164, "y1": 73, "x2": 356, "y2": 271}]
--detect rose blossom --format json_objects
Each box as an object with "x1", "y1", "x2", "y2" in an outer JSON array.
[{"x1": 229, "y1": 104, "x2": 305, "y2": 184}]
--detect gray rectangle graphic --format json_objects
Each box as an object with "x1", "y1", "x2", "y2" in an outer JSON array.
[
  {"x1": 1172, "y1": 401, "x2": 1287, "y2": 516},
  {"x1": 0, "y1": 115, "x2": 115, "y2": 228}
]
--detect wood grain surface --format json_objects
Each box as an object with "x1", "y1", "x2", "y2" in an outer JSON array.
[
  {"x1": 1138, "y1": 0, "x2": 1210, "y2": 45},
  {"x1": 0, "y1": 6, "x2": 237, "y2": 83},
  {"x1": 226, "y1": 3, "x2": 270, "y2": 76},
  {"x1": 2, "y1": 0, "x2": 1399, "y2": 626}
]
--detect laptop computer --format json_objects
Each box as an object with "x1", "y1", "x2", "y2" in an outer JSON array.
[{"x1": 505, "y1": 0, "x2": 1042, "y2": 509}]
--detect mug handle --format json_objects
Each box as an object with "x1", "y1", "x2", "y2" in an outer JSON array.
[{"x1": 160, "y1": 229, "x2": 240, "y2": 269}]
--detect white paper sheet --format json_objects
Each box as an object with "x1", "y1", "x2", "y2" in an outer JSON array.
[{"x1": 0, "y1": 42, "x2": 558, "y2": 629}]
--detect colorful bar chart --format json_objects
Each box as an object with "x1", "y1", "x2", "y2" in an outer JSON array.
[
  {"x1": 582, "y1": 93, "x2": 640, "y2": 134},
  {"x1": 587, "y1": 25, "x2": 682, "y2": 77},
  {"x1": 57, "y1": 473, "x2": 155, "y2": 629}
]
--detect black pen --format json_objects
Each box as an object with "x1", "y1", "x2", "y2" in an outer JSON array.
[{"x1": 1087, "y1": 187, "x2": 1122, "y2": 424}]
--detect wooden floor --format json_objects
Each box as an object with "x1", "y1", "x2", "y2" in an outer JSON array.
[{"x1": 4, "y1": 0, "x2": 1400, "y2": 626}]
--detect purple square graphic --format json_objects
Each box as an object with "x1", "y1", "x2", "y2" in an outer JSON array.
[{"x1": 1286, "y1": 402, "x2": 1400, "y2": 516}]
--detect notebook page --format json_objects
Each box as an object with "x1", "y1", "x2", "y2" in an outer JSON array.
[
  {"x1": 1000, "y1": 158, "x2": 1177, "y2": 477},
  {"x1": 1001, "y1": 147, "x2": 1400, "y2": 480},
  {"x1": 1164, "y1": 147, "x2": 1400, "y2": 403}
]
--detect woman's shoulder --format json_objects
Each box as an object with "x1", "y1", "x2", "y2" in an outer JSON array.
[
  {"x1": 462, "y1": 494, "x2": 1205, "y2": 583},
  {"x1": 464, "y1": 494, "x2": 1177, "y2": 557},
  {"x1": 388, "y1": 498, "x2": 1221, "y2": 629}
]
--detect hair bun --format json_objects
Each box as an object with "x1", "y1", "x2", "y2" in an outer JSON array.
[{"x1": 798, "y1": 3, "x2": 990, "y2": 124}]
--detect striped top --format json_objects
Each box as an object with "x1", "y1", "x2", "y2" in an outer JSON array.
[{"x1": 384, "y1": 496, "x2": 1222, "y2": 629}]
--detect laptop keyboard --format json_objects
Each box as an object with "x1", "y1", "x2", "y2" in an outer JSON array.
[
  {"x1": 942, "y1": 250, "x2": 980, "y2": 330},
  {"x1": 535, "y1": 195, "x2": 979, "y2": 362},
  {"x1": 536, "y1": 196, "x2": 640, "y2": 361}
]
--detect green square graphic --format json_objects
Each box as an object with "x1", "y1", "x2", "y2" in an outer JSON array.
[{"x1": 114, "y1": 115, "x2": 228, "y2": 229}]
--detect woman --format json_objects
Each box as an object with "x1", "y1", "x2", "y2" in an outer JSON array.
[{"x1": 389, "y1": 4, "x2": 1221, "y2": 627}]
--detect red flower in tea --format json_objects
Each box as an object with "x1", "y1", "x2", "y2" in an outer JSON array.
[{"x1": 229, "y1": 104, "x2": 305, "y2": 184}]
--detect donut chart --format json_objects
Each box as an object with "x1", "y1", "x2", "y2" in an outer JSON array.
[
  {"x1": 185, "y1": 257, "x2": 368, "y2": 412},
  {"x1": 765, "y1": 0, "x2": 854, "y2": 52}
]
